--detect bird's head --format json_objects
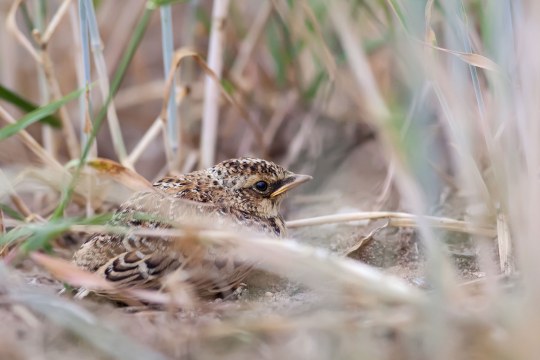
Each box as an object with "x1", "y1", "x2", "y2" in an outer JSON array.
[{"x1": 209, "y1": 158, "x2": 312, "y2": 218}]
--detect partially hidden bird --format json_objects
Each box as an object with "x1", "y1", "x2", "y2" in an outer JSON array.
[{"x1": 73, "y1": 158, "x2": 311, "y2": 298}]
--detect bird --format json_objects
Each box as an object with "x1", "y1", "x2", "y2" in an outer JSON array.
[{"x1": 73, "y1": 157, "x2": 311, "y2": 299}]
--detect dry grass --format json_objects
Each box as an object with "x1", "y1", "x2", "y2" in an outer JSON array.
[{"x1": 0, "y1": 0, "x2": 536, "y2": 359}]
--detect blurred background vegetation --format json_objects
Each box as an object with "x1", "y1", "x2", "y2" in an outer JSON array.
[{"x1": 0, "y1": 0, "x2": 538, "y2": 359}]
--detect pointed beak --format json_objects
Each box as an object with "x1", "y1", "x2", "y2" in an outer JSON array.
[{"x1": 270, "y1": 174, "x2": 312, "y2": 198}]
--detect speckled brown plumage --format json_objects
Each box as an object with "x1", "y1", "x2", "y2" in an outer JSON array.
[{"x1": 73, "y1": 158, "x2": 311, "y2": 298}]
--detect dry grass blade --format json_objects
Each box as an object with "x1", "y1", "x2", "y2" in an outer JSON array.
[
  {"x1": 68, "y1": 224, "x2": 425, "y2": 306},
  {"x1": 496, "y1": 213, "x2": 513, "y2": 275},
  {"x1": 226, "y1": 235, "x2": 425, "y2": 306},
  {"x1": 9, "y1": 194, "x2": 33, "y2": 219},
  {"x1": 263, "y1": 91, "x2": 298, "y2": 147},
  {"x1": 0, "y1": 104, "x2": 64, "y2": 172},
  {"x1": 32, "y1": 43, "x2": 80, "y2": 159},
  {"x1": 1, "y1": 218, "x2": 23, "y2": 228},
  {"x1": 30, "y1": 252, "x2": 115, "y2": 291},
  {"x1": 0, "y1": 209, "x2": 4, "y2": 234},
  {"x1": 230, "y1": 0, "x2": 273, "y2": 82},
  {"x1": 125, "y1": 117, "x2": 163, "y2": 167},
  {"x1": 86, "y1": 158, "x2": 153, "y2": 191},
  {"x1": 287, "y1": 212, "x2": 496, "y2": 237},
  {"x1": 200, "y1": 0, "x2": 231, "y2": 169},
  {"x1": 329, "y1": 0, "x2": 389, "y2": 121},
  {"x1": 10, "y1": 166, "x2": 109, "y2": 211},
  {"x1": 113, "y1": 81, "x2": 166, "y2": 109},
  {"x1": 424, "y1": 0, "x2": 438, "y2": 46},
  {"x1": 124, "y1": 288, "x2": 195, "y2": 308},
  {"x1": 0, "y1": 261, "x2": 166, "y2": 360},
  {"x1": 6, "y1": 291, "x2": 167, "y2": 360},
  {"x1": 6, "y1": 0, "x2": 40, "y2": 63},
  {"x1": 30, "y1": 252, "x2": 194, "y2": 308},
  {"x1": 299, "y1": 0, "x2": 337, "y2": 80},
  {"x1": 422, "y1": 42, "x2": 500, "y2": 72},
  {"x1": 161, "y1": 48, "x2": 265, "y2": 158},
  {"x1": 7, "y1": 1, "x2": 79, "y2": 158},
  {"x1": 0, "y1": 169, "x2": 38, "y2": 220},
  {"x1": 82, "y1": 0, "x2": 128, "y2": 163},
  {"x1": 18, "y1": 3, "x2": 81, "y2": 160},
  {"x1": 41, "y1": 0, "x2": 72, "y2": 43}
]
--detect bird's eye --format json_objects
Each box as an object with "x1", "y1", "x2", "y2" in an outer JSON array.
[{"x1": 254, "y1": 181, "x2": 269, "y2": 192}]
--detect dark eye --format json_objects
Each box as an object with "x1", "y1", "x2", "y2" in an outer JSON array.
[{"x1": 254, "y1": 181, "x2": 269, "y2": 192}]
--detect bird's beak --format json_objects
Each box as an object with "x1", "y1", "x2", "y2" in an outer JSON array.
[{"x1": 270, "y1": 174, "x2": 312, "y2": 198}]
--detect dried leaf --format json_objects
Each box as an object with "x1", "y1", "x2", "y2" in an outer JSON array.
[
  {"x1": 86, "y1": 158, "x2": 153, "y2": 192},
  {"x1": 345, "y1": 220, "x2": 389, "y2": 257}
]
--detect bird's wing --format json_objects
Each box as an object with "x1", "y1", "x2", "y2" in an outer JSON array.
[
  {"x1": 86, "y1": 235, "x2": 251, "y2": 297},
  {"x1": 95, "y1": 249, "x2": 181, "y2": 288}
]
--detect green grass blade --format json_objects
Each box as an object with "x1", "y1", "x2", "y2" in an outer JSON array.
[
  {"x1": 0, "y1": 213, "x2": 112, "y2": 252},
  {"x1": 302, "y1": 70, "x2": 326, "y2": 101},
  {"x1": 0, "y1": 85, "x2": 61, "y2": 128},
  {"x1": 0, "y1": 227, "x2": 34, "y2": 247},
  {"x1": 0, "y1": 203, "x2": 25, "y2": 221},
  {"x1": 0, "y1": 87, "x2": 85, "y2": 141},
  {"x1": 149, "y1": 0, "x2": 189, "y2": 7}
]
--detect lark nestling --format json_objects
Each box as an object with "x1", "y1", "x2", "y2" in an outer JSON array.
[{"x1": 73, "y1": 158, "x2": 311, "y2": 298}]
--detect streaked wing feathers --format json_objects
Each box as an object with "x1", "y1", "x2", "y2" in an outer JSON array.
[{"x1": 96, "y1": 250, "x2": 181, "y2": 288}]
